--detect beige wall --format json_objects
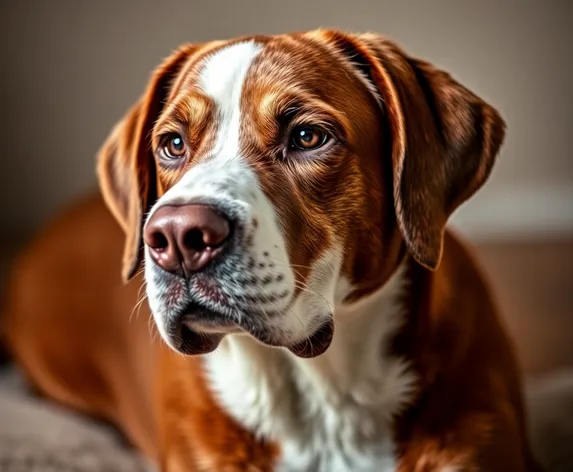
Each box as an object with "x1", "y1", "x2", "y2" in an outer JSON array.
[{"x1": 1, "y1": 0, "x2": 571, "y2": 239}]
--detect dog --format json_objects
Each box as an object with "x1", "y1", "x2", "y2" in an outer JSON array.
[{"x1": 3, "y1": 29, "x2": 545, "y2": 471}]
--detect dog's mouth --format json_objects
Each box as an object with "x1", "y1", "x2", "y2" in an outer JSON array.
[
  {"x1": 168, "y1": 303, "x2": 237, "y2": 355},
  {"x1": 167, "y1": 301, "x2": 334, "y2": 358}
]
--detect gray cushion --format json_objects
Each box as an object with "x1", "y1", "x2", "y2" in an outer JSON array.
[{"x1": 0, "y1": 367, "x2": 154, "y2": 472}]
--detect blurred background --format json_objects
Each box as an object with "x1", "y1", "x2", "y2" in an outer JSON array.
[
  {"x1": 0, "y1": 0, "x2": 571, "y2": 466},
  {"x1": 2, "y1": 0, "x2": 571, "y2": 373}
]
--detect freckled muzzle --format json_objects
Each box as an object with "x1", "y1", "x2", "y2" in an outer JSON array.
[{"x1": 143, "y1": 196, "x2": 336, "y2": 358}]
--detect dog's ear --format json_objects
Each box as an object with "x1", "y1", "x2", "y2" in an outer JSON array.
[
  {"x1": 328, "y1": 32, "x2": 506, "y2": 270},
  {"x1": 97, "y1": 45, "x2": 195, "y2": 282}
]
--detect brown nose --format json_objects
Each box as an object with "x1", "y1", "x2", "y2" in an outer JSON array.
[{"x1": 143, "y1": 204, "x2": 232, "y2": 277}]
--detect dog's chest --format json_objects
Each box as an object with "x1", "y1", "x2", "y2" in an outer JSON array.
[
  {"x1": 205, "y1": 271, "x2": 416, "y2": 472},
  {"x1": 273, "y1": 355, "x2": 414, "y2": 472}
]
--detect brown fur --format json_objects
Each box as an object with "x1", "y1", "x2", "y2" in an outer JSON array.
[{"x1": 3, "y1": 30, "x2": 542, "y2": 470}]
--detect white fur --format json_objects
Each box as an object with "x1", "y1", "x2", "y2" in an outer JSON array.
[
  {"x1": 198, "y1": 41, "x2": 261, "y2": 162},
  {"x1": 205, "y1": 262, "x2": 417, "y2": 472}
]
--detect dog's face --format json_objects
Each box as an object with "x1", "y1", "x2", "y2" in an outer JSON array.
[{"x1": 98, "y1": 30, "x2": 505, "y2": 357}]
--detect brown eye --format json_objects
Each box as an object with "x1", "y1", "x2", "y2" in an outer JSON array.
[
  {"x1": 290, "y1": 125, "x2": 328, "y2": 150},
  {"x1": 162, "y1": 134, "x2": 187, "y2": 159}
]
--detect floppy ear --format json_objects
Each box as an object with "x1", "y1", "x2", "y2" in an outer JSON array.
[
  {"x1": 328, "y1": 31, "x2": 506, "y2": 270},
  {"x1": 97, "y1": 45, "x2": 195, "y2": 282}
]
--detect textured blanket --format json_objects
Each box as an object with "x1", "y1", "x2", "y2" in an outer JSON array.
[
  {"x1": 0, "y1": 367, "x2": 153, "y2": 472},
  {"x1": 1, "y1": 365, "x2": 572, "y2": 471}
]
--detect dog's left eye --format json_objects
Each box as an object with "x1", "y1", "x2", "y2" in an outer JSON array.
[
  {"x1": 161, "y1": 134, "x2": 187, "y2": 159},
  {"x1": 290, "y1": 125, "x2": 329, "y2": 151}
]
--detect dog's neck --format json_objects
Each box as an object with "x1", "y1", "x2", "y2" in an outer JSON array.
[{"x1": 204, "y1": 263, "x2": 417, "y2": 471}]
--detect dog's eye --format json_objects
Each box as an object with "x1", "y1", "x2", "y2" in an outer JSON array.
[
  {"x1": 162, "y1": 134, "x2": 187, "y2": 159},
  {"x1": 290, "y1": 125, "x2": 329, "y2": 151}
]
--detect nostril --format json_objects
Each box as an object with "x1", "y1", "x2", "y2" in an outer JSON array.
[
  {"x1": 148, "y1": 231, "x2": 169, "y2": 250},
  {"x1": 203, "y1": 216, "x2": 232, "y2": 248},
  {"x1": 182, "y1": 229, "x2": 207, "y2": 252},
  {"x1": 181, "y1": 217, "x2": 232, "y2": 252}
]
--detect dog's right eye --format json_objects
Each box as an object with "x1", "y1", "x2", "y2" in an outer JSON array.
[
  {"x1": 290, "y1": 125, "x2": 329, "y2": 151},
  {"x1": 161, "y1": 134, "x2": 187, "y2": 160}
]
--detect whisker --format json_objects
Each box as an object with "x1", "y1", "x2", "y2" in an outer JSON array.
[
  {"x1": 266, "y1": 255, "x2": 315, "y2": 271},
  {"x1": 291, "y1": 282, "x2": 333, "y2": 312},
  {"x1": 136, "y1": 279, "x2": 147, "y2": 299},
  {"x1": 130, "y1": 293, "x2": 149, "y2": 323},
  {"x1": 265, "y1": 256, "x2": 334, "y2": 312},
  {"x1": 267, "y1": 293, "x2": 305, "y2": 333},
  {"x1": 254, "y1": 302, "x2": 272, "y2": 324},
  {"x1": 128, "y1": 275, "x2": 149, "y2": 323},
  {"x1": 147, "y1": 314, "x2": 156, "y2": 341}
]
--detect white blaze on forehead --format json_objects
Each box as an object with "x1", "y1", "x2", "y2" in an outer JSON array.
[
  {"x1": 146, "y1": 40, "x2": 272, "y2": 214},
  {"x1": 198, "y1": 41, "x2": 263, "y2": 159},
  {"x1": 148, "y1": 41, "x2": 266, "y2": 213}
]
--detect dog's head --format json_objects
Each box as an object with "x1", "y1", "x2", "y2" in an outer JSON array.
[{"x1": 97, "y1": 31, "x2": 505, "y2": 357}]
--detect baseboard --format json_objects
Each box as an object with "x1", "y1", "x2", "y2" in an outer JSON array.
[{"x1": 449, "y1": 184, "x2": 573, "y2": 242}]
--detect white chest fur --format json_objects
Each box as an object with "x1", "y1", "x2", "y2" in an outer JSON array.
[{"x1": 204, "y1": 265, "x2": 416, "y2": 472}]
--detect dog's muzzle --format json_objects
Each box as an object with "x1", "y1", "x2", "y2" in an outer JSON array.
[{"x1": 143, "y1": 201, "x2": 335, "y2": 358}]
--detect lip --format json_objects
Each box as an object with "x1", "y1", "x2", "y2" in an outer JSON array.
[
  {"x1": 184, "y1": 320, "x2": 240, "y2": 334},
  {"x1": 165, "y1": 302, "x2": 234, "y2": 355},
  {"x1": 286, "y1": 318, "x2": 334, "y2": 358},
  {"x1": 168, "y1": 301, "x2": 334, "y2": 358},
  {"x1": 182, "y1": 307, "x2": 239, "y2": 330},
  {"x1": 183, "y1": 314, "x2": 241, "y2": 334},
  {"x1": 177, "y1": 323, "x2": 224, "y2": 355}
]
